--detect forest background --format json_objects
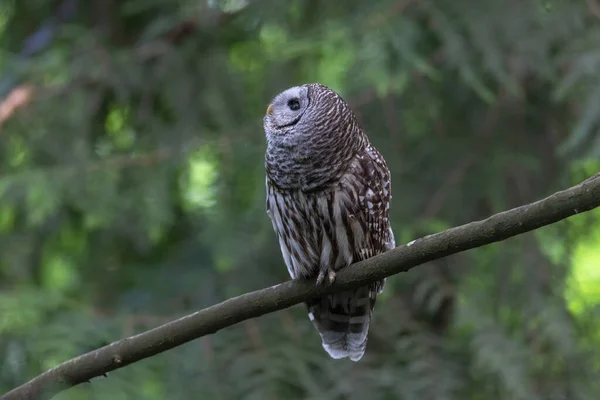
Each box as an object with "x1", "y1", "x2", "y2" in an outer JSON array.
[{"x1": 2, "y1": 0, "x2": 600, "y2": 399}]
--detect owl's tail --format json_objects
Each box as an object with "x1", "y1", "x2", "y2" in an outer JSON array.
[{"x1": 306, "y1": 283, "x2": 380, "y2": 362}]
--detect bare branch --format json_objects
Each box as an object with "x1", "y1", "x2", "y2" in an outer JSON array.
[{"x1": 4, "y1": 173, "x2": 600, "y2": 400}]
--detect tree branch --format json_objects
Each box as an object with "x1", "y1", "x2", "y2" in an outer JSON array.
[{"x1": 4, "y1": 173, "x2": 600, "y2": 400}]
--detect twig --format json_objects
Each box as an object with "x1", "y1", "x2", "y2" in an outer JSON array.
[
  {"x1": 0, "y1": 85, "x2": 34, "y2": 128},
  {"x1": 3, "y1": 174, "x2": 600, "y2": 400}
]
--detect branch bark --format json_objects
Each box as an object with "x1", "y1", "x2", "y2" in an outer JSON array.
[{"x1": 4, "y1": 173, "x2": 600, "y2": 400}]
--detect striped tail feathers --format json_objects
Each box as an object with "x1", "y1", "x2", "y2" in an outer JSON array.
[{"x1": 306, "y1": 284, "x2": 378, "y2": 362}]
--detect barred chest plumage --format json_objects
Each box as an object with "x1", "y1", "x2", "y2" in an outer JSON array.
[
  {"x1": 267, "y1": 181, "x2": 354, "y2": 279},
  {"x1": 266, "y1": 145, "x2": 393, "y2": 281}
]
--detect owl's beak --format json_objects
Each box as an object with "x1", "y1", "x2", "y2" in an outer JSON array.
[{"x1": 266, "y1": 104, "x2": 273, "y2": 115}]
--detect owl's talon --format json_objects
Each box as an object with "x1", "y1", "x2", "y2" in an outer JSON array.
[
  {"x1": 316, "y1": 270, "x2": 326, "y2": 286},
  {"x1": 328, "y1": 269, "x2": 337, "y2": 285},
  {"x1": 316, "y1": 269, "x2": 336, "y2": 287}
]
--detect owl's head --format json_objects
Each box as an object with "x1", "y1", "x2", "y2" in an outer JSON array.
[
  {"x1": 264, "y1": 83, "x2": 360, "y2": 144},
  {"x1": 264, "y1": 83, "x2": 366, "y2": 189}
]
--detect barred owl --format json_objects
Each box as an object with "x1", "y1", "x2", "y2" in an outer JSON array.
[{"x1": 264, "y1": 83, "x2": 395, "y2": 361}]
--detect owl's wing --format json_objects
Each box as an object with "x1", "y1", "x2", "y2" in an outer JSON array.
[
  {"x1": 353, "y1": 144, "x2": 395, "y2": 258},
  {"x1": 343, "y1": 143, "x2": 395, "y2": 294}
]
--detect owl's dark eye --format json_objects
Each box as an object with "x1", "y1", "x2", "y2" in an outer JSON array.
[{"x1": 287, "y1": 98, "x2": 301, "y2": 111}]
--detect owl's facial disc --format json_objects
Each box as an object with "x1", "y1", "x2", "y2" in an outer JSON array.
[{"x1": 265, "y1": 86, "x2": 310, "y2": 129}]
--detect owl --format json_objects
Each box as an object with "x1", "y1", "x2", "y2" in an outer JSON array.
[{"x1": 264, "y1": 83, "x2": 395, "y2": 361}]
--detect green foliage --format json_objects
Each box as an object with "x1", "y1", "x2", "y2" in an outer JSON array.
[{"x1": 1, "y1": 0, "x2": 600, "y2": 398}]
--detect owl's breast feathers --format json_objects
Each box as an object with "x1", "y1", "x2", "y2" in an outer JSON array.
[{"x1": 266, "y1": 143, "x2": 395, "y2": 280}]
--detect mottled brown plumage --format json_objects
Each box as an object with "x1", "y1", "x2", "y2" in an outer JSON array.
[{"x1": 264, "y1": 83, "x2": 395, "y2": 361}]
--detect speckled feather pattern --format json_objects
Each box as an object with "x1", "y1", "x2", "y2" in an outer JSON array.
[{"x1": 264, "y1": 83, "x2": 395, "y2": 361}]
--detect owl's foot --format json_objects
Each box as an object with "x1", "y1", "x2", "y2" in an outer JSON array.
[{"x1": 316, "y1": 268, "x2": 337, "y2": 287}]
